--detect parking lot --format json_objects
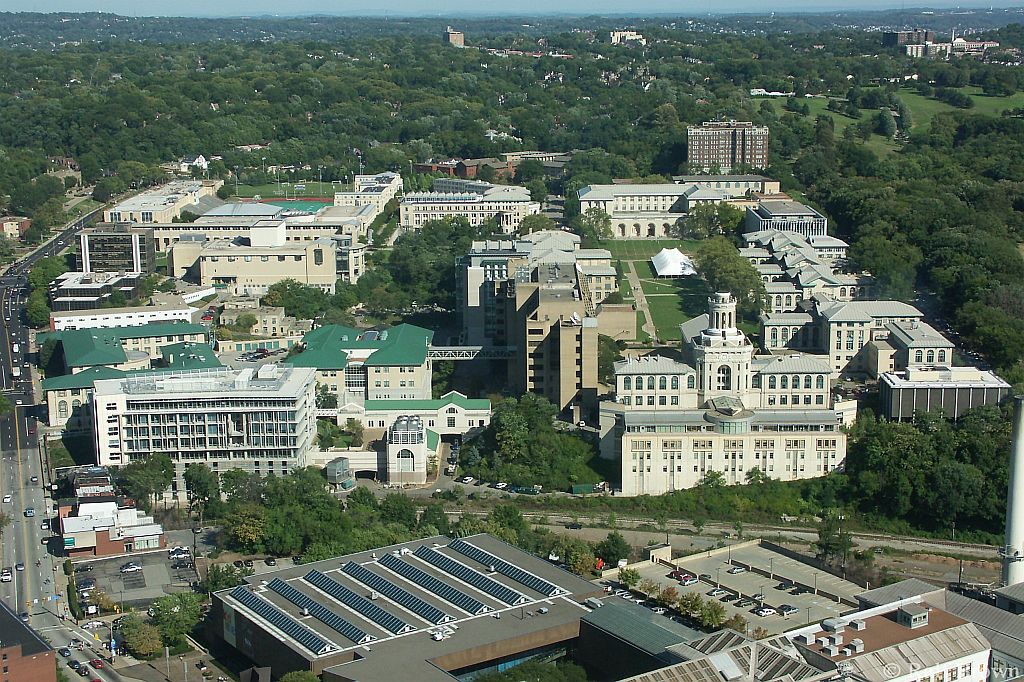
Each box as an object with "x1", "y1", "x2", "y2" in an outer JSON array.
[
  {"x1": 633, "y1": 542, "x2": 860, "y2": 635},
  {"x1": 71, "y1": 547, "x2": 198, "y2": 607}
]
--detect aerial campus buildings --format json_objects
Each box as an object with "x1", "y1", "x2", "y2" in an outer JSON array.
[{"x1": 209, "y1": 532, "x2": 1007, "y2": 682}]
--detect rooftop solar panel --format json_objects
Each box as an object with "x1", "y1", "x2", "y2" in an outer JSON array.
[
  {"x1": 413, "y1": 546, "x2": 529, "y2": 606},
  {"x1": 229, "y1": 586, "x2": 337, "y2": 656},
  {"x1": 267, "y1": 578, "x2": 376, "y2": 645},
  {"x1": 304, "y1": 570, "x2": 416, "y2": 635},
  {"x1": 449, "y1": 538, "x2": 569, "y2": 597},
  {"x1": 378, "y1": 553, "x2": 491, "y2": 615},
  {"x1": 342, "y1": 561, "x2": 454, "y2": 625}
]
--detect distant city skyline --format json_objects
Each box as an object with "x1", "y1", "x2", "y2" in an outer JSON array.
[{"x1": 1, "y1": 0, "x2": 1023, "y2": 17}]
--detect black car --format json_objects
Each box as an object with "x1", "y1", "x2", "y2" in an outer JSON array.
[
  {"x1": 243, "y1": 559, "x2": 254, "y2": 568},
  {"x1": 264, "y1": 557, "x2": 277, "y2": 566},
  {"x1": 171, "y1": 560, "x2": 194, "y2": 570},
  {"x1": 73, "y1": 565, "x2": 94, "y2": 574},
  {"x1": 565, "y1": 522, "x2": 583, "y2": 530},
  {"x1": 232, "y1": 560, "x2": 245, "y2": 568},
  {"x1": 67, "y1": 660, "x2": 81, "y2": 670},
  {"x1": 58, "y1": 648, "x2": 71, "y2": 657}
]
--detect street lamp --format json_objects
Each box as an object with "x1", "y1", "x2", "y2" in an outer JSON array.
[
  {"x1": 716, "y1": 566, "x2": 722, "y2": 587},
  {"x1": 813, "y1": 572, "x2": 818, "y2": 595},
  {"x1": 769, "y1": 557, "x2": 774, "y2": 580},
  {"x1": 180, "y1": 654, "x2": 188, "y2": 682}
]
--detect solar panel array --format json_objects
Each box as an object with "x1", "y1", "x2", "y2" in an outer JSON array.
[
  {"x1": 449, "y1": 538, "x2": 568, "y2": 597},
  {"x1": 413, "y1": 546, "x2": 529, "y2": 606},
  {"x1": 267, "y1": 578, "x2": 376, "y2": 645},
  {"x1": 378, "y1": 553, "x2": 491, "y2": 615},
  {"x1": 229, "y1": 586, "x2": 337, "y2": 656},
  {"x1": 304, "y1": 570, "x2": 416, "y2": 635},
  {"x1": 342, "y1": 561, "x2": 454, "y2": 625}
]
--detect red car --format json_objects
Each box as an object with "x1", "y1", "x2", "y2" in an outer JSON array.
[{"x1": 89, "y1": 659, "x2": 104, "y2": 669}]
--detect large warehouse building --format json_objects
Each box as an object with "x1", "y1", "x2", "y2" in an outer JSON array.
[{"x1": 210, "y1": 534, "x2": 602, "y2": 681}]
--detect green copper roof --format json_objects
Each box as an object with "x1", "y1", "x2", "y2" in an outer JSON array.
[
  {"x1": 288, "y1": 323, "x2": 434, "y2": 370},
  {"x1": 41, "y1": 323, "x2": 208, "y2": 369},
  {"x1": 426, "y1": 429, "x2": 439, "y2": 452},
  {"x1": 159, "y1": 342, "x2": 222, "y2": 370},
  {"x1": 42, "y1": 366, "x2": 127, "y2": 391},
  {"x1": 364, "y1": 391, "x2": 491, "y2": 412}
]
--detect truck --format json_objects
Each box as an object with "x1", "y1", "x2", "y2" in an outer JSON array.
[{"x1": 11, "y1": 343, "x2": 18, "y2": 354}]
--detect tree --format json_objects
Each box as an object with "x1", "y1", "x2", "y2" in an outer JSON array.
[
  {"x1": 281, "y1": 673, "x2": 322, "y2": 682},
  {"x1": 118, "y1": 614, "x2": 163, "y2": 658},
  {"x1": 346, "y1": 486, "x2": 378, "y2": 511},
  {"x1": 0, "y1": 396, "x2": 12, "y2": 417},
  {"x1": 699, "y1": 599, "x2": 727, "y2": 628},
  {"x1": 201, "y1": 563, "x2": 253, "y2": 592},
  {"x1": 617, "y1": 567, "x2": 640, "y2": 589},
  {"x1": 815, "y1": 509, "x2": 853, "y2": 564},
  {"x1": 25, "y1": 289, "x2": 52, "y2": 328},
  {"x1": 515, "y1": 159, "x2": 545, "y2": 183},
  {"x1": 693, "y1": 237, "x2": 767, "y2": 316},
  {"x1": 117, "y1": 454, "x2": 174, "y2": 511},
  {"x1": 525, "y1": 180, "x2": 548, "y2": 205},
  {"x1": 226, "y1": 504, "x2": 267, "y2": 551},
  {"x1": 595, "y1": 531, "x2": 630, "y2": 566},
  {"x1": 150, "y1": 592, "x2": 204, "y2": 642},
  {"x1": 876, "y1": 109, "x2": 897, "y2": 138},
  {"x1": 751, "y1": 626, "x2": 770, "y2": 639},
  {"x1": 723, "y1": 613, "x2": 748, "y2": 633},
  {"x1": 418, "y1": 503, "x2": 450, "y2": 535},
  {"x1": 519, "y1": 213, "x2": 555, "y2": 234},
  {"x1": 657, "y1": 585, "x2": 679, "y2": 607},
  {"x1": 676, "y1": 592, "x2": 704, "y2": 617},
  {"x1": 597, "y1": 335, "x2": 624, "y2": 385},
  {"x1": 344, "y1": 418, "x2": 364, "y2": 447},
  {"x1": 570, "y1": 207, "x2": 612, "y2": 245},
  {"x1": 637, "y1": 578, "x2": 659, "y2": 597},
  {"x1": 380, "y1": 493, "x2": 417, "y2": 528},
  {"x1": 184, "y1": 463, "x2": 219, "y2": 528}
]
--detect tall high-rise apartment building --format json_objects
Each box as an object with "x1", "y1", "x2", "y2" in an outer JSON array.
[{"x1": 686, "y1": 121, "x2": 769, "y2": 173}]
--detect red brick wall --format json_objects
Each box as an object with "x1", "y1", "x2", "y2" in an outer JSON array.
[{"x1": 0, "y1": 644, "x2": 56, "y2": 682}]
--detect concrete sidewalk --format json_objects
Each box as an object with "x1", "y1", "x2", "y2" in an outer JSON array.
[{"x1": 625, "y1": 261, "x2": 658, "y2": 342}]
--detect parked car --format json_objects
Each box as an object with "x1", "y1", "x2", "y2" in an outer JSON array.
[
  {"x1": 243, "y1": 559, "x2": 254, "y2": 568},
  {"x1": 458, "y1": 476, "x2": 475, "y2": 485},
  {"x1": 119, "y1": 562, "x2": 142, "y2": 574},
  {"x1": 755, "y1": 607, "x2": 777, "y2": 617},
  {"x1": 726, "y1": 566, "x2": 747, "y2": 574},
  {"x1": 58, "y1": 648, "x2": 71, "y2": 657},
  {"x1": 698, "y1": 574, "x2": 712, "y2": 582},
  {"x1": 565, "y1": 522, "x2": 582, "y2": 530},
  {"x1": 77, "y1": 579, "x2": 96, "y2": 590},
  {"x1": 74, "y1": 565, "x2": 94, "y2": 574},
  {"x1": 707, "y1": 588, "x2": 726, "y2": 597},
  {"x1": 779, "y1": 604, "x2": 800, "y2": 616},
  {"x1": 679, "y1": 576, "x2": 699, "y2": 586},
  {"x1": 735, "y1": 598, "x2": 756, "y2": 608},
  {"x1": 82, "y1": 620, "x2": 105, "y2": 629},
  {"x1": 774, "y1": 582, "x2": 792, "y2": 590},
  {"x1": 668, "y1": 570, "x2": 691, "y2": 581},
  {"x1": 264, "y1": 557, "x2": 277, "y2": 566},
  {"x1": 1, "y1": 494, "x2": 10, "y2": 503},
  {"x1": 232, "y1": 560, "x2": 245, "y2": 568},
  {"x1": 0, "y1": 569, "x2": 11, "y2": 583},
  {"x1": 171, "y1": 560, "x2": 194, "y2": 570}
]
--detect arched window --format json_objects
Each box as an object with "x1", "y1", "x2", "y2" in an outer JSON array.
[
  {"x1": 770, "y1": 328, "x2": 778, "y2": 344},
  {"x1": 914, "y1": 350, "x2": 923, "y2": 363},
  {"x1": 938, "y1": 350, "x2": 946, "y2": 363},
  {"x1": 785, "y1": 295, "x2": 792, "y2": 307},
  {"x1": 840, "y1": 287, "x2": 847, "y2": 297},
  {"x1": 775, "y1": 295, "x2": 783, "y2": 308},
  {"x1": 623, "y1": 376, "x2": 631, "y2": 390},
  {"x1": 926, "y1": 350, "x2": 935, "y2": 363},
  {"x1": 716, "y1": 366, "x2": 732, "y2": 391},
  {"x1": 687, "y1": 375, "x2": 695, "y2": 389},
  {"x1": 647, "y1": 376, "x2": 655, "y2": 390},
  {"x1": 671, "y1": 376, "x2": 679, "y2": 390},
  {"x1": 396, "y1": 449, "x2": 415, "y2": 472},
  {"x1": 769, "y1": 376, "x2": 777, "y2": 389},
  {"x1": 804, "y1": 375, "x2": 812, "y2": 389},
  {"x1": 781, "y1": 376, "x2": 788, "y2": 389},
  {"x1": 58, "y1": 401, "x2": 69, "y2": 419},
  {"x1": 792, "y1": 375, "x2": 800, "y2": 389},
  {"x1": 816, "y1": 375, "x2": 825, "y2": 389},
  {"x1": 781, "y1": 328, "x2": 790, "y2": 342},
  {"x1": 659, "y1": 376, "x2": 667, "y2": 390}
]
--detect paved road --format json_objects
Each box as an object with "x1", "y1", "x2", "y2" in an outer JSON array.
[
  {"x1": 0, "y1": 206, "x2": 136, "y2": 681},
  {"x1": 624, "y1": 261, "x2": 658, "y2": 341}
]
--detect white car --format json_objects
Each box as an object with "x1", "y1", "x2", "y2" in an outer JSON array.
[
  {"x1": 82, "y1": 620, "x2": 105, "y2": 629},
  {"x1": 0, "y1": 569, "x2": 11, "y2": 583},
  {"x1": 755, "y1": 607, "x2": 777, "y2": 617},
  {"x1": 2, "y1": 495, "x2": 10, "y2": 503},
  {"x1": 727, "y1": 566, "x2": 747, "y2": 574}
]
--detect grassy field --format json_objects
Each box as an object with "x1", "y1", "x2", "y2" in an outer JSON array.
[
  {"x1": 766, "y1": 97, "x2": 899, "y2": 155},
  {"x1": 66, "y1": 198, "x2": 103, "y2": 220},
  {"x1": 598, "y1": 239, "x2": 702, "y2": 260},
  {"x1": 898, "y1": 86, "x2": 1024, "y2": 129},
  {"x1": 635, "y1": 310, "x2": 651, "y2": 344},
  {"x1": 231, "y1": 181, "x2": 346, "y2": 199},
  {"x1": 645, "y1": 276, "x2": 709, "y2": 341}
]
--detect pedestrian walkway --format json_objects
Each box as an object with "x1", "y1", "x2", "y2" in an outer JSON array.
[{"x1": 625, "y1": 261, "x2": 658, "y2": 342}]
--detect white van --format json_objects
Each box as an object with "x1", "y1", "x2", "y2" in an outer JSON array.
[
  {"x1": 11, "y1": 343, "x2": 19, "y2": 354},
  {"x1": 11, "y1": 367, "x2": 21, "y2": 378}
]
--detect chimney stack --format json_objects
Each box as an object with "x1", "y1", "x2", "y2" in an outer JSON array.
[{"x1": 1001, "y1": 397, "x2": 1024, "y2": 586}]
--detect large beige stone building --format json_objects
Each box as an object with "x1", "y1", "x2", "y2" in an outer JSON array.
[
  {"x1": 333, "y1": 172, "x2": 403, "y2": 215},
  {"x1": 400, "y1": 180, "x2": 539, "y2": 234},
  {"x1": 600, "y1": 293, "x2": 856, "y2": 496},
  {"x1": 167, "y1": 221, "x2": 339, "y2": 296},
  {"x1": 500, "y1": 259, "x2": 599, "y2": 420},
  {"x1": 103, "y1": 180, "x2": 222, "y2": 224}
]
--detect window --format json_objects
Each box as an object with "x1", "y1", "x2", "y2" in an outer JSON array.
[
  {"x1": 792, "y1": 375, "x2": 800, "y2": 388},
  {"x1": 671, "y1": 376, "x2": 679, "y2": 390},
  {"x1": 716, "y1": 365, "x2": 732, "y2": 391},
  {"x1": 914, "y1": 349, "x2": 924, "y2": 363},
  {"x1": 804, "y1": 375, "x2": 812, "y2": 389},
  {"x1": 659, "y1": 396, "x2": 666, "y2": 406},
  {"x1": 687, "y1": 376, "x2": 695, "y2": 389},
  {"x1": 769, "y1": 376, "x2": 776, "y2": 389},
  {"x1": 927, "y1": 350, "x2": 935, "y2": 363},
  {"x1": 659, "y1": 376, "x2": 667, "y2": 390},
  {"x1": 816, "y1": 375, "x2": 824, "y2": 389},
  {"x1": 447, "y1": 417, "x2": 456, "y2": 428},
  {"x1": 624, "y1": 376, "x2": 631, "y2": 390},
  {"x1": 781, "y1": 376, "x2": 788, "y2": 389},
  {"x1": 671, "y1": 396, "x2": 679, "y2": 405},
  {"x1": 647, "y1": 376, "x2": 655, "y2": 390},
  {"x1": 938, "y1": 350, "x2": 946, "y2": 363}
]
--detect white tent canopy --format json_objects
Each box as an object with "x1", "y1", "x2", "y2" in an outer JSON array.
[{"x1": 651, "y1": 248, "x2": 696, "y2": 278}]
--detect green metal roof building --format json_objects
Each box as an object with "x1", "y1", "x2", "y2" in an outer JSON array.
[
  {"x1": 288, "y1": 323, "x2": 434, "y2": 370},
  {"x1": 40, "y1": 323, "x2": 208, "y2": 371}
]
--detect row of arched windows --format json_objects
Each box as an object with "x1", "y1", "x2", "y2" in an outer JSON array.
[
  {"x1": 622, "y1": 375, "x2": 695, "y2": 390},
  {"x1": 766, "y1": 375, "x2": 825, "y2": 390},
  {"x1": 914, "y1": 349, "x2": 947, "y2": 364}
]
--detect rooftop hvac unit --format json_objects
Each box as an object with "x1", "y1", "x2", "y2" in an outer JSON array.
[
  {"x1": 849, "y1": 639, "x2": 865, "y2": 654},
  {"x1": 488, "y1": 564, "x2": 496, "y2": 573},
  {"x1": 370, "y1": 591, "x2": 379, "y2": 600},
  {"x1": 400, "y1": 547, "x2": 412, "y2": 555},
  {"x1": 849, "y1": 619, "x2": 866, "y2": 631},
  {"x1": 823, "y1": 645, "x2": 840, "y2": 657},
  {"x1": 797, "y1": 633, "x2": 816, "y2": 645},
  {"x1": 301, "y1": 607, "x2": 310, "y2": 617}
]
